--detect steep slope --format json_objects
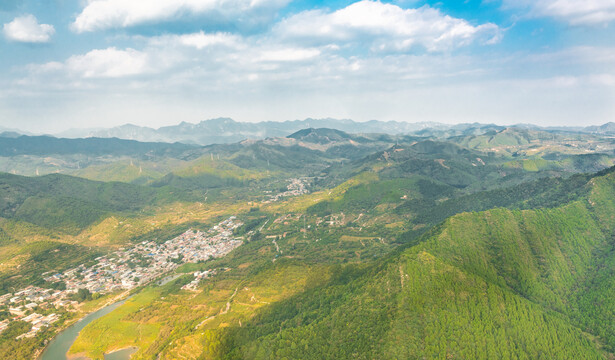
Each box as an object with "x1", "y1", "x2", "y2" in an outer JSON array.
[
  {"x1": 150, "y1": 157, "x2": 269, "y2": 191},
  {"x1": 202, "y1": 168, "x2": 615, "y2": 359},
  {"x1": 0, "y1": 172, "x2": 190, "y2": 234}
]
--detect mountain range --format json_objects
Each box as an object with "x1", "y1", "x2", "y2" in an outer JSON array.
[
  {"x1": 3, "y1": 124, "x2": 615, "y2": 359},
  {"x1": 12, "y1": 118, "x2": 610, "y2": 146}
]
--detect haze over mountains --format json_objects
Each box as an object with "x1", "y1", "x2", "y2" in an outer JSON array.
[{"x1": 6, "y1": 118, "x2": 612, "y2": 146}]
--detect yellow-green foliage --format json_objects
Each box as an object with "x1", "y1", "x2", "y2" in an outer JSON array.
[
  {"x1": 68, "y1": 261, "x2": 329, "y2": 360},
  {"x1": 423, "y1": 203, "x2": 606, "y2": 312},
  {"x1": 69, "y1": 288, "x2": 162, "y2": 359},
  {"x1": 175, "y1": 157, "x2": 268, "y2": 180},
  {"x1": 0, "y1": 218, "x2": 58, "y2": 243},
  {"x1": 70, "y1": 159, "x2": 179, "y2": 183},
  {"x1": 587, "y1": 171, "x2": 615, "y2": 229},
  {"x1": 503, "y1": 158, "x2": 551, "y2": 172},
  {"x1": 269, "y1": 171, "x2": 378, "y2": 212},
  {"x1": 382, "y1": 250, "x2": 602, "y2": 359},
  {"x1": 199, "y1": 172, "x2": 615, "y2": 359},
  {"x1": 210, "y1": 247, "x2": 603, "y2": 360}
]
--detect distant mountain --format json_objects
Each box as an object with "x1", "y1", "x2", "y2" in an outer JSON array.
[
  {"x1": 0, "y1": 135, "x2": 194, "y2": 158},
  {"x1": 3, "y1": 119, "x2": 615, "y2": 146},
  {"x1": 55, "y1": 118, "x2": 445, "y2": 145},
  {"x1": 0, "y1": 126, "x2": 29, "y2": 136},
  {"x1": 0, "y1": 131, "x2": 22, "y2": 138},
  {"x1": 287, "y1": 128, "x2": 355, "y2": 144},
  {"x1": 584, "y1": 122, "x2": 615, "y2": 134},
  {"x1": 0, "y1": 172, "x2": 192, "y2": 235},
  {"x1": 413, "y1": 123, "x2": 506, "y2": 138}
]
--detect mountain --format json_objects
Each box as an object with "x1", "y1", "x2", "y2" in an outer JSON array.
[
  {"x1": 287, "y1": 128, "x2": 356, "y2": 144},
  {"x1": 199, "y1": 167, "x2": 615, "y2": 359},
  {"x1": 55, "y1": 118, "x2": 443, "y2": 145},
  {"x1": 0, "y1": 135, "x2": 194, "y2": 157},
  {"x1": 0, "y1": 172, "x2": 191, "y2": 235},
  {"x1": 8, "y1": 119, "x2": 615, "y2": 147},
  {"x1": 584, "y1": 122, "x2": 615, "y2": 134},
  {"x1": 0, "y1": 132, "x2": 22, "y2": 138},
  {"x1": 0, "y1": 135, "x2": 198, "y2": 179},
  {"x1": 3, "y1": 126, "x2": 615, "y2": 359}
]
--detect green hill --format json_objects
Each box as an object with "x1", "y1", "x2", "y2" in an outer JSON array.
[
  {"x1": 0, "y1": 135, "x2": 193, "y2": 157},
  {"x1": 3, "y1": 130, "x2": 615, "y2": 359},
  {"x1": 201, "y1": 168, "x2": 615, "y2": 359},
  {"x1": 0, "y1": 172, "x2": 191, "y2": 234}
]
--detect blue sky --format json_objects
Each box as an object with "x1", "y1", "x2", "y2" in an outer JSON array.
[{"x1": 0, "y1": 0, "x2": 614, "y2": 133}]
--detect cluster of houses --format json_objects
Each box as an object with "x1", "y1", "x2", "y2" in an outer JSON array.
[
  {"x1": 43, "y1": 216, "x2": 243, "y2": 295},
  {"x1": 182, "y1": 270, "x2": 214, "y2": 291},
  {"x1": 0, "y1": 287, "x2": 77, "y2": 317},
  {"x1": 263, "y1": 178, "x2": 309, "y2": 203},
  {"x1": 0, "y1": 288, "x2": 65, "y2": 338},
  {"x1": 15, "y1": 313, "x2": 59, "y2": 339},
  {"x1": 0, "y1": 216, "x2": 243, "y2": 339}
]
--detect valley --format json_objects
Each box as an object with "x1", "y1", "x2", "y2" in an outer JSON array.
[
  {"x1": 1, "y1": 124, "x2": 615, "y2": 359},
  {"x1": 2, "y1": 0, "x2": 613, "y2": 357}
]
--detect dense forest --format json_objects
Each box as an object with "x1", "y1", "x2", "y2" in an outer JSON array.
[{"x1": 199, "y1": 170, "x2": 615, "y2": 359}]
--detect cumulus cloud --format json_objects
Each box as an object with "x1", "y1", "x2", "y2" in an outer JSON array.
[
  {"x1": 3, "y1": 14, "x2": 55, "y2": 43},
  {"x1": 505, "y1": 0, "x2": 615, "y2": 25},
  {"x1": 42, "y1": 47, "x2": 153, "y2": 79},
  {"x1": 274, "y1": 1, "x2": 501, "y2": 52},
  {"x1": 68, "y1": 48, "x2": 152, "y2": 78},
  {"x1": 149, "y1": 31, "x2": 243, "y2": 50},
  {"x1": 72, "y1": 0, "x2": 291, "y2": 33}
]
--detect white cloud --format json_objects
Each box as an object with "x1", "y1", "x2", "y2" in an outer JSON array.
[
  {"x1": 505, "y1": 0, "x2": 615, "y2": 25},
  {"x1": 65, "y1": 47, "x2": 152, "y2": 78},
  {"x1": 3, "y1": 14, "x2": 55, "y2": 43},
  {"x1": 72, "y1": 0, "x2": 290, "y2": 33},
  {"x1": 274, "y1": 1, "x2": 501, "y2": 52},
  {"x1": 257, "y1": 48, "x2": 321, "y2": 62},
  {"x1": 149, "y1": 31, "x2": 242, "y2": 50}
]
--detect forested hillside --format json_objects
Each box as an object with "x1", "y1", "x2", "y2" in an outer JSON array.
[
  {"x1": 199, "y1": 168, "x2": 615, "y2": 359},
  {"x1": 0, "y1": 173, "x2": 192, "y2": 234}
]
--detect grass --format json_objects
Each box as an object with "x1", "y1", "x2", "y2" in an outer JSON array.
[
  {"x1": 67, "y1": 260, "x2": 330, "y2": 360},
  {"x1": 265, "y1": 171, "x2": 379, "y2": 213},
  {"x1": 70, "y1": 159, "x2": 182, "y2": 183},
  {"x1": 175, "y1": 157, "x2": 270, "y2": 181},
  {"x1": 69, "y1": 288, "x2": 162, "y2": 359}
]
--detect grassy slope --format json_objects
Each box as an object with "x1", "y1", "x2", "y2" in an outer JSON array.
[
  {"x1": 202, "y1": 171, "x2": 615, "y2": 359},
  {"x1": 68, "y1": 261, "x2": 331, "y2": 359},
  {"x1": 0, "y1": 172, "x2": 191, "y2": 233},
  {"x1": 65, "y1": 169, "x2": 615, "y2": 360},
  {"x1": 69, "y1": 159, "x2": 182, "y2": 184}
]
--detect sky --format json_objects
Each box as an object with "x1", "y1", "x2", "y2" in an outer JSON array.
[{"x1": 0, "y1": 0, "x2": 614, "y2": 133}]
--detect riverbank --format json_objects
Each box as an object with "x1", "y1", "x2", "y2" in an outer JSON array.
[
  {"x1": 104, "y1": 346, "x2": 139, "y2": 360},
  {"x1": 39, "y1": 299, "x2": 127, "y2": 360},
  {"x1": 38, "y1": 270, "x2": 180, "y2": 360}
]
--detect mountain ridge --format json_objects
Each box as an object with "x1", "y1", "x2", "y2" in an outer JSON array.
[{"x1": 45, "y1": 119, "x2": 615, "y2": 146}]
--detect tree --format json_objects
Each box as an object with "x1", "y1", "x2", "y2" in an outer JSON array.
[{"x1": 73, "y1": 288, "x2": 92, "y2": 302}]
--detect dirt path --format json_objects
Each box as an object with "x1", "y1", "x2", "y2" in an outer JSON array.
[{"x1": 195, "y1": 287, "x2": 239, "y2": 329}]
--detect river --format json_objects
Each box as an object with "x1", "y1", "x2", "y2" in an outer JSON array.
[
  {"x1": 39, "y1": 300, "x2": 127, "y2": 360},
  {"x1": 39, "y1": 274, "x2": 180, "y2": 360}
]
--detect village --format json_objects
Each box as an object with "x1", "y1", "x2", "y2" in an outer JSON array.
[
  {"x1": 262, "y1": 178, "x2": 310, "y2": 203},
  {"x1": 0, "y1": 216, "x2": 243, "y2": 339}
]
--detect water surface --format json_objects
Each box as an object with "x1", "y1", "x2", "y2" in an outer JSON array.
[
  {"x1": 39, "y1": 300, "x2": 126, "y2": 360},
  {"x1": 104, "y1": 346, "x2": 138, "y2": 360}
]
